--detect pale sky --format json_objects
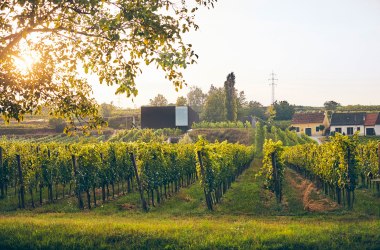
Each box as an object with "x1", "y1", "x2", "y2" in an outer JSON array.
[{"x1": 91, "y1": 0, "x2": 380, "y2": 108}]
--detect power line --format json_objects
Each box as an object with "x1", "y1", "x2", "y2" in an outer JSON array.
[{"x1": 268, "y1": 71, "x2": 278, "y2": 105}]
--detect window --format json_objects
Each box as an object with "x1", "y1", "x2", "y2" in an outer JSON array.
[
  {"x1": 366, "y1": 128, "x2": 375, "y2": 136},
  {"x1": 335, "y1": 128, "x2": 342, "y2": 133},
  {"x1": 305, "y1": 128, "x2": 312, "y2": 136},
  {"x1": 357, "y1": 127, "x2": 360, "y2": 131},
  {"x1": 347, "y1": 127, "x2": 354, "y2": 135},
  {"x1": 295, "y1": 127, "x2": 300, "y2": 132},
  {"x1": 316, "y1": 126, "x2": 320, "y2": 132}
]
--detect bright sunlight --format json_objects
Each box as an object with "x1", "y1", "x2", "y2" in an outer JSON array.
[{"x1": 12, "y1": 52, "x2": 39, "y2": 75}]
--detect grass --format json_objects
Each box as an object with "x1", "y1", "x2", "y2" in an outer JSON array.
[
  {"x1": 0, "y1": 212, "x2": 379, "y2": 249},
  {"x1": 216, "y1": 160, "x2": 284, "y2": 215},
  {"x1": 0, "y1": 160, "x2": 379, "y2": 249},
  {"x1": 353, "y1": 187, "x2": 380, "y2": 217}
]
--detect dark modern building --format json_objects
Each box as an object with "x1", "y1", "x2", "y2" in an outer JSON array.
[{"x1": 141, "y1": 106, "x2": 199, "y2": 130}]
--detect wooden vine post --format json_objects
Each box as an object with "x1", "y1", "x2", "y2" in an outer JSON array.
[
  {"x1": 100, "y1": 153, "x2": 106, "y2": 202},
  {"x1": 47, "y1": 149, "x2": 53, "y2": 203},
  {"x1": 271, "y1": 152, "x2": 281, "y2": 203},
  {"x1": 197, "y1": 151, "x2": 213, "y2": 211},
  {"x1": 0, "y1": 147, "x2": 3, "y2": 198},
  {"x1": 16, "y1": 154, "x2": 25, "y2": 209},
  {"x1": 37, "y1": 147, "x2": 43, "y2": 205},
  {"x1": 370, "y1": 143, "x2": 380, "y2": 194},
  {"x1": 346, "y1": 147, "x2": 353, "y2": 209},
  {"x1": 39, "y1": 164, "x2": 43, "y2": 205},
  {"x1": 129, "y1": 152, "x2": 148, "y2": 212},
  {"x1": 72, "y1": 155, "x2": 84, "y2": 210},
  {"x1": 377, "y1": 143, "x2": 380, "y2": 193}
]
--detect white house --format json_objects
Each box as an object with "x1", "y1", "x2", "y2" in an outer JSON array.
[{"x1": 330, "y1": 113, "x2": 365, "y2": 136}]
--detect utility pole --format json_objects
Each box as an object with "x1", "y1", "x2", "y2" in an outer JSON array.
[{"x1": 268, "y1": 71, "x2": 278, "y2": 105}]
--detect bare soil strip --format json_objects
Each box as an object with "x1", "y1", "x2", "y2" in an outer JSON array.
[{"x1": 286, "y1": 169, "x2": 339, "y2": 212}]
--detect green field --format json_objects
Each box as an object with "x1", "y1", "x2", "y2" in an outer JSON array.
[{"x1": 0, "y1": 160, "x2": 379, "y2": 249}]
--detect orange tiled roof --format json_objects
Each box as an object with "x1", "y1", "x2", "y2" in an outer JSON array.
[
  {"x1": 365, "y1": 113, "x2": 379, "y2": 126},
  {"x1": 292, "y1": 113, "x2": 325, "y2": 124}
]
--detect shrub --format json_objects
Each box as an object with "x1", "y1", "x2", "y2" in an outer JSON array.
[{"x1": 48, "y1": 117, "x2": 66, "y2": 133}]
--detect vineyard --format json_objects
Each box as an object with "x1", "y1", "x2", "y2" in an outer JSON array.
[
  {"x1": 3, "y1": 134, "x2": 106, "y2": 144},
  {"x1": 0, "y1": 131, "x2": 379, "y2": 249},
  {"x1": 108, "y1": 128, "x2": 183, "y2": 142},
  {"x1": 192, "y1": 121, "x2": 251, "y2": 129},
  {"x1": 0, "y1": 139, "x2": 253, "y2": 211},
  {"x1": 2, "y1": 0, "x2": 380, "y2": 247},
  {"x1": 261, "y1": 134, "x2": 380, "y2": 209}
]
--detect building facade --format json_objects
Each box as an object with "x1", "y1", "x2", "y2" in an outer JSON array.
[
  {"x1": 141, "y1": 106, "x2": 199, "y2": 130},
  {"x1": 330, "y1": 113, "x2": 365, "y2": 136},
  {"x1": 291, "y1": 112, "x2": 329, "y2": 136}
]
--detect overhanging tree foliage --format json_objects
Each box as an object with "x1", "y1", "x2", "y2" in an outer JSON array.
[{"x1": 0, "y1": 0, "x2": 216, "y2": 132}]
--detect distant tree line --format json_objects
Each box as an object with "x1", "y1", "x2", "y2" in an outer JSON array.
[
  {"x1": 104, "y1": 75, "x2": 380, "y2": 127},
  {"x1": 146, "y1": 72, "x2": 296, "y2": 123}
]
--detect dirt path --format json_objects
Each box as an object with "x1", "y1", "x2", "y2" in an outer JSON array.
[{"x1": 286, "y1": 169, "x2": 339, "y2": 212}]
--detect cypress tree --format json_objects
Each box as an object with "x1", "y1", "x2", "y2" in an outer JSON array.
[{"x1": 224, "y1": 72, "x2": 237, "y2": 121}]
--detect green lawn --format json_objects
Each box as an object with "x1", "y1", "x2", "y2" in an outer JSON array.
[{"x1": 0, "y1": 160, "x2": 379, "y2": 249}]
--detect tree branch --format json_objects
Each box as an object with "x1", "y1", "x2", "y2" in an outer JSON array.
[{"x1": 0, "y1": 4, "x2": 62, "y2": 61}]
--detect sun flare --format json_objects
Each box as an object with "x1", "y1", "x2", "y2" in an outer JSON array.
[{"x1": 12, "y1": 53, "x2": 39, "y2": 75}]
